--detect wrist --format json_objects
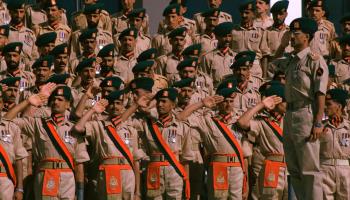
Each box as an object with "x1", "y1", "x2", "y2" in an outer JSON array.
[
  {"x1": 313, "y1": 121, "x2": 323, "y2": 128},
  {"x1": 15, "y1": 188, "x2": 24, "y2": 193}
]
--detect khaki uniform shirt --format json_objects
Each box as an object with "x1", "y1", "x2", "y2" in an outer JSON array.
[
  {"x1": 25, "y1": 5, "x2": 67, "y2": 30},
  {"x1": 33, "y1": 22, "x2": 71, "y2": 45},
  {"x1": 201, "y1": 48, "x2": 236, "y2": 86},
  {"x1": 157, "y1": 53, "x2": 182, "y2": 82},
  {"x1": 111, "y1": 11, "x2": 150, "y2": 37},
  {"x1": 253, "y1": 17, "x2": 274, "y2": 30},
  {"x1": 264, "y1": 25, "x2": 293, "y2": 56},
  {"x1": 195, "y1": 33, "x2": 217, "y2": 54},
  {"x1": 0, "y1": 2, "x2": 10, "y2": 25},
  {"x1": 233, "y1": 79, "x2": 262, "y2": 117},
  {"x1": 114, "y1": 53, "x2": 137, "y2": 83},
  {"x1": 114, "y1": 32, "x2": 151, "y2": 56},
  {"x1": 329, "y1": 59, "x2": 350, "y2": 84},
  {"x1": 158, "y1": 17, "x2": 197, "y2": 37},
  {"x1": 310, "y1": 19, "x2": 337, "y2": 58},
  {"x1": 193, "y1": 11, "x2": 232, "y2": 34},
  {"x1": 71, "y1": 10, "x2": 112, "y2": 32},
  {"x1": 193, "y1": 71, "x2": 214, "y2": 98},
  {"x1": 0, "y1": 70, "x2": 36, "y2": 90},
  {"x1": 152, "y1": 31, "x2": 193, "y2": 56}
]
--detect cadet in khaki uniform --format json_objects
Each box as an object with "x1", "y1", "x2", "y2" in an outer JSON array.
[
  {"x1": 275, "y1": 18, "x2": 328, "y2": 200},
  {"x1": 193, "y1": 0, "x2": 232, "y2": 34},
  {"x1": 33, "y1": 0, "x2": 70, "y2": 45},
  {"x1": 7, "y1": 0, "x2": 39, "y2": 70},
  {"x1": 132, "y1": 60, "x2": 168, "y2": 92},
  {"x1": 0, "y1": 87, "x2": 28, "y2": 200},
  {"x1": 71, "y1": 1, "x2": 112, "y2": 32},
  {"x1": 69, "y1": 4, "x2": 113, "y2": 60},
  {"x1": 50, "y1": 43, "x2": 74, "y2": 85},
  {"x1": 5, "y1": 85, "x2": 89, "y2": 200},
  {"x1": 152, "y1": 4, "x2": 193, "y2": 56},
  {"x1": 139, "y1": 88, "x2": 194, "y2": 199},
  {"x1": 329, "y1": 35, "x2": 350, "y2": 85},
  {"x1": 238, "y1": 83, "x2": 288, "y2": 200},
  {"x1": 0, "y1": 0, "x2": 10, "y2": 25},
  {"x1": 0, "y1": 25, "x2": 9, "y2": 71},
  {"x1": 308, "y1": 0, "x2": 336, "y2": 60},
  {"x1": 231, "y1": 1, "x2": 270, "y2": 78},
  {"x1": 321, "y1": 89, "x2": 350, "y2": 200},
  {"x1": 35, "y1": 32, "x2": 57, "y2": 57},
  {"x1": 195, "y1": 8, "x2": 219, "y2": 54},
  {"x1": 201, "y1": 22, "x2": 237, "y2": 86},
  {"x1": 254, "y1": 0, "x2": 274, "y2": 30},
  {"x1": 330, "y1": 14, "x2": 350, "y2": 60},
  {"x1": 96, "y1": 43, "x2": 118, "y2": 80}
]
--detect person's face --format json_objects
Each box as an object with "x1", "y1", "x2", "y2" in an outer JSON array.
[
  {"x1": 121, "y1": 0, "x2": 135, "y2": 11},
  {"x1": 121, "y1": 36, "x2": 136, "y2": 52},
  {"x1": 309, "y1": 6, "x2": 325, "y2": 22},
  {"x1": 54, "y1": 54, "x2": 68, "y2": 71},
  {"x1": 79, "y1": 67, "x2": 95, "y2": 84},
  {"x1": 234, "y1": 66, "x2": 250, "y2": 82},
  {"x1": 342, "y1": 21, "x2": 350, "y2": 35},
  {"x1": 240, "y1": 10, "x2": 255, "y2": 23},
  {"x1": 135, "y1": 71, "x2": 152, "y2": 78},
  {"x1": 156, "y1": 98, "x2": 175, "y2": 115},
  {"x1": 272, "y1": 11, "x2": 287, "y2": 26},
  {"x1": 204, "y1": 16, "x2": 219, "y2": 31},
  {"x1": 9, "y1": 8, "x2": 25, "y2": 24},
  {"x1": 217, "y1": 34, "x2": 232, "y2": 48},
  {"x1": 325, "y1": 97, "x2": 342, "y2": 117},
  {"x1": 82, "y1": 38, "x2": 96, "y2": 54},
  {"x1": 208, "y1": 0, "x2": 222, "y2": 8},
  {"x1": 0, "y1": 35, "x2": 7, "y2": 48},
  {"x1": 170, "y1": 36, "x2": 186, "y2": 51},
  {"x1": 101, "y1": 56, "x2": 114, "y2": 67},
  {"x1": 107, "y1": 99, "x2": 125, "y2": 116},
  {"x1": 180, "y1": 66, "x2": 197, "y2": 79},
  {"x1": 218, "y1": 96, "x2": 235, "y2": 114},
  {"x1": 86, "y1": 13, "x2": 100, "y2": 27},
  {"x1": 341, "y1": 43, "x2": 350, "y2": 58},
  {"x1": 290, "y1": 31, "x2": 309, "y2": 48},
  {"x1": 178, "y1": 87, "x2": 194, "y2": 105},
  {"x1": 5, "y1": 52, "x2": 20, "y2": 69},
  {"x1": 3, "y1": 87, "x2": 18, "y2": 103},
  {"x1": 256, "y1": 0, "x2": 269, "y2": 14},
  {"x1": 34, "y1": 67, "x2": 51, "y2": 83},
  {"x1": 101, "y1": 87, "x2": 117, "y2": 98},
  {"x1": 46, "y1": 6, "x2": 60, "y2": 22},
  {"x1": 40, "y1": 43, "x2": 56, "y2": 56},
  {"x1": 50, "y1": 96, "x2": 70, "y2": 114},
  {"x1": 165, "y1": 14, "x2": 180, "y2": 29},
  {"x1": 130, "y1": 17, "x2": 143, "y2": 30}
]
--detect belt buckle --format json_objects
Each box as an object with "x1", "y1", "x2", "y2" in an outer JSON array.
[
  {"x1": 227, "y1": 156, "x2": 234, "y2": 163},
  {"x1": 118, "y1": 158, "x2": 125, "y2": 164}
]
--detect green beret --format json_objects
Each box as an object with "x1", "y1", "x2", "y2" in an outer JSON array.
[
  {"x1": 231, "y1": 51, "x2": 256, "y2": 69},
  {"x1": 129, "y1": 77, "x2": 154, "y2": 92},
  {"x1": 106, "y1": 90, "x2": 126, "y2": 103},
  {"x1": 119, "y1": 27, "x2": 138, "y2": 40},
  {"x1": 76, "y1": 58, "x2": 96, "y2": 73},
  {"x1": 259, "y1": 80, "x2": 279, "y2": 95},
  {"x1": 137, "y1": 48, "x2": 157, "y2": 62},
  {"x1": 46, "y1": 74, "x2": 70, "y2": 85},
  {"x1": 163, "y1": 3, "x2": 180, "y2": 16},
  {"x1": 182, "y1": 44, "x2": 201, "y2": 58},
  {"x1": 176, "y1": 57, "x2": 198, "y2": 71},
  {"x1": 83, "y1": 3, "x2": 103, "y2": 14},
  {"x1": 328, "y1": 64, "x2": 336, "y2": 77},
  {"x1": 79, "y1": 28, "x2": 98, "y2": 42},
  {"x1": 172, "y1": 78, "x2": 195, "y2": 88},
  {"x1": 339, "y1": 34, "x2": 350, "y2": 45},
  {"x1": 270, "y1": 1, "x2": 289, "y2": 14},
  {"x1": 36, "y1": 32, "x2": 57, "y2": 47},
  {"x1": 49, "y1": 86, "x2": 72, "y2": 102},
  {"x1": 50, "y1": 43, "x2": 68, "y2": 56},
  {"x1": 216, "y1": 77, "x2": 238, "y2": 92},
  {"x1": 3, "y1": 42, "x2": 22, "y2": 54},
  {"x1": 32, "y1": 55, "x2": 54, "y2": 69},
  {"x1": 327, "y1": 88, "x2": 349, "y2": 107},
  {"x1": 240, "y1": 0, "x2": 257, "y2": 12},
  {"x1": 168, "y1": 27, "x2": 187, "y2": 39},
  {"x1": 0, "y1": 25, "x2": 9, "y2": 37},
  {"x1": 127, "y1": 8, "x2": 146, "y2": 19},
  {"x1": 235, "y1": 51, "x2": 256, "y2": 62},
  {"x1": 201, "y1": 8, "x2": 220, "y2": 18},
  {"x1": 0, "y1": 77, "x2": 20, "y2": 87},
  {"x1": 264, "y1": 82, "x2": 286, "y2": 101},
  {"x1": 7, "y1": 0, "x2": 25, "y2": 10},
  {"x1": 214, "y1": 22, "x2": 234, "y2": 37},
  {"x1": 290, "y1": 17, "x2": 318, "y2": 36},
  {"x1": 97, "y1": 43, "x2": 115, "y2": 57},
  {"x1": 308, "y1": 0, "x2": 325, "y2": 9},
  {"x1": 132, "y1": 60, "x2": 154, "y2": 73},
  {"x1": 155, "y1": 88, "x2": 178, "y2": 102},
  {"x1": 169, "y1": 0, "x2": 187, "y2": 6},
  {"x1": 216, "y1": 88, "x2": 238, "y2": 98},
  {"x1": 100, "y1": 76, "x2": 123, "y2": 89},
  {"x1": 340, "y1": 13, "x2": 350, "y2": 24}
]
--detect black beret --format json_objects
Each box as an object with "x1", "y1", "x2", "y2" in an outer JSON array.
[
  {"x1": 231, "y1": 51, "x2": 256, "y2": 69},
  {"x1": 308, "y1": 0, "x2": 325, "y2": 9},
  {"x1": 76, "y1": 58, "x2": 96, "y2": 72},
  {"x1": 339, "y1": 34, "x2": 350, "y2": 45},
  {"x1": 163, "y1": 3, "x2": 180, "y2": 16},
  {"x1": 201, "y1": 8, "x2": 220, "y2": 18},
  {"x1": 168, "y1": 27, "x2": 187, "y2": 38},
  {"x1": 129, "y1": 77, "x2": 154, "y2": 92},
  {"x1": 137, "y1": 48, "x2": 157, "y2": 62},
  {"x1": 50, "y1": 43, "x2": 68, "y2": 56},
  {"x1": 7, "y1": 0, "x2": 25, "y2": 10},
  {"x1": 172, "y1": 78, "x2": 195, "y2": 88},
  {"x1": 100, "y1": 76, "x2": 123, "y2": 89},
  {"x1": 182, "y1": 44, "x2": 201, "y2": 58},
  {"x1": 264, "y1": 82, "x2": 286, "y2": 101},
  {"x1": 32, "y1": 55, "x2": 54, "y2": 69},
  {"x1": 132, "y1": 60, "x2": 154, "y2": 73},
  {"x1": 0, "y1": 77, "x2": 20, "y2": 87},
  {"x1": 214, "y1": 22, "x2": 234, "y2": 37},
  {"x1": 0, "y1": 25, "x2": 9, "y2": 37},
  {"x1": 49, "y1": 86, "x2": 72, "y2": 102},
  {"x1": 46, "y1": 74, "x2": 70, "y2": 85},
  {"x1": 240, "y1": 0, "x2": 257, "y2": 12},
  {"x1": 106, "y1": 90, "x2": 126, "y2": 103},
  {"x1": 327, "y1": 88, "x2": 349, "y2": 107},
  {"x1": 119, "y1": 27, "x2": 138, "y2": 40},
  {"x1": 83, "y1": 3, "x2": 103, "y2": 14},
  {"x1": 290, "y1": 17, "x2": 318, "y2": 36},
  {"x1": 155, "y1": 88, "x2": 178, "y2": 102},
  {"x1": 176, "y1": 57, "x2": 198, "y2": 71},
  {"x1": 217, "y1": 88, "x2": 238, "y2": 98},
  {"x1": 216, "y1": 77, "x2": 238, "y2": 92},
  {"x1": 79, "y1": 28, "x2": 98, "y2": 42},
  {"x1": 340, "y1": 13, "x2": 350, "y2": 24},
  {"x1": 270, "y1": 1, "x2": 289, "y2": 14},
  {"x1": 36, "y1": 32, "x2": 57, "y2": 47},
  {"x1": 235, "y1": 51, "x2": 256, "y2": 62},
  {"x1": 127, "y1": 8, "x2": 146, "y2": 19},
  {"x1": 3, "y1": 42, "x2": 22, "y2": 54},
  {"x1": 97, "y1": 43, "x2": 115, "y2": 57},
  {"x1": 169, "y1": 0, "x2": 187, "y2": 6}
]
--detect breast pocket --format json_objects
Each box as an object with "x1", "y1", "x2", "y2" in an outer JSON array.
[
  {"x1": 166, "y1": 128, "x2": 183, "y2": 153},
  {"x1": 337, "y1": 132, "x2": 350, "y2": 155},
  {"x1": 249, "y1": 32, "x2": 261, "y2": 44}
]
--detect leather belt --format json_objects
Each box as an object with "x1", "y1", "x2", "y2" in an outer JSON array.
[
  {"x1": 102, "y1": 157, "x2": 128, "y2": 165},
  {"x1": 210, "y1": 155, "x2": 240, "y2": 163},
  {"x1": 39, "y1": 161, "x2": 70, "y2": 169},
  {"x1": 321, "y1": 158, "x2": 350, "y2": 166}
]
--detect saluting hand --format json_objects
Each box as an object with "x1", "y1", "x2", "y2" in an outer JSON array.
[
  {"x1": 85, "y1": 82, "x2": 100, "y2": 99},
  {"x1": 262, "y1": 95, "x2": 282, "y2": 110},
  {"x1": 28, "y1": 93, "x2": 48, "y2": 107},
  {"x1": 136, "y1": 94, "x2": 153, "y2": 108},
  {"x1": 202, "y1": 95, "x2": 224, "y2": 108},
  {"x1": 40, "y1": 82, "x2": 57, "y2": 98},
  {"x1": 93, "y1": 99, "x2": 108, "y2": 114}
]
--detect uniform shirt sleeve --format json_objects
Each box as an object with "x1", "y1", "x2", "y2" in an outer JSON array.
[
  {"x1": 73, "y1": 132, "x2": 90, "y2": 163},
  {"x1": 12, "y1": 117, "x2": 36, "y2": 137},
  {"x1": 128, "y1": 125, "x2": 147, "y2": 161},
  {"x1": 180, "y1": 123, "x2": 195, "y2": 162},
  {"x1": 312, "y1": 57, "x2": 329, "y2": 95},
  {"x1": 11, "y1": 122, "x2": 28, "y2": 160}
]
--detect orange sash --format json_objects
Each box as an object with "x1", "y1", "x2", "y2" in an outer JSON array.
[
  {"x1": 146, "y1": 161, "x2": 169, "y2": 190},
  {"x1": 263, "y1": 160, "x2": 286, "y2": 188},
  {"x1": 42, "y1": 119, "x2": 75, "y2": 170},
  {"x1": 146, "y1": 119, "x2": 190, "y2": 200},
  {"x1": 42, "y1": 169, "x2": 60, "y2": 196},
  {"x1": 212, "y1": 162, "x2": 229, "y2": 190},
  {"x1": 0, "y1": 143, "x2": 16, "y2": 185},
  {"x1": 262, "y1": 117, "x2": 283, "y2": 143}
]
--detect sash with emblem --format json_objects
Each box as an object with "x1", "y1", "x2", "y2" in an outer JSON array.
[
  {"x1": 262, "y1": 117, "x2": 283, "y2": 143},
  {"x1": 263, "y1": 160, "x2": 285, "y2": 188},
  {"x1": 146, "y1": 118, "x2": 190, "y2": 200},
  {"x1": 0, "y1": 142, "x2": 16, "y2": 185}
]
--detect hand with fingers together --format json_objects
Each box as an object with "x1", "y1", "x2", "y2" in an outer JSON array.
[
  {"x1": 202, "y1": 95, "x2": 225, "y2": 108},
  {"x1": 92, "y1": 99, "x2": 109, "y2": 114},
  {"x1": 262, "y1": 95, "x2": 283, "y2": 110}
]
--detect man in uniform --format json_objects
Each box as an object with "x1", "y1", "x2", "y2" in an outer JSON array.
[
  {"x1": 193, "y1": 0, "x2": 232, "y2": 34},
  {"x1": 5, "y1": 85, "x2": 89, "y2": 200},
  {"x1": 137, "y1": 48, "x2": 162, "y2": 74},
  {"x1": 254, "y1": 0, "x2": 273, "y2": 30},
  {"x1": 0, "y1": 77, "x2": 22, "y2": 113},
  {"x1": 274, "y1": 17, "x2": 328, "y2": 200},
  {"x1": 35, "y1": 32, "x2": 57, "y2": 57},
  {"x1": 96, "y1": 43, "x2": 117, "y2": 79},
  {"x1": 329, "y1": 13, "x2": 350, "y2": 60},
  {"x1": 0, "y1": 0, "x2": 11, "y2": 25},
  {"x1": 181, "y1": 44, "x2": 202, "y2": 59},
  {"x1": 0, "y1": 25, "x2": 9, "y2": 71},
  {"x1": 195, "y1": 8, "x2": 219, "y2": 54},
  {"x1": 33, "y1": 0, "x2": 71, "y2": 45},
  {"x1": 329, "y1": 34, "x2": 350, "y2": 85},
  {"x1": 201, "y1": 22, "x2": 237, "y2": 86},
  {"x1": 50, "y1": 43, "x2": 74, "y2": 82},
  {"x1": 231, "y1": 0, "x2": 270, "y2": 78}
]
